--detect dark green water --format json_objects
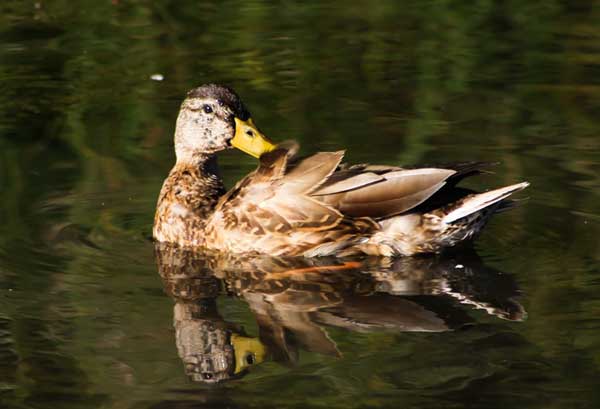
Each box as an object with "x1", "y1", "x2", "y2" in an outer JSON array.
[{"x1": 1, "y1": 1, "x2": 600, "y2": 408}]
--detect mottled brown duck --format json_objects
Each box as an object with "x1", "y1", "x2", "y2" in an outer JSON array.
[{"x1": 153, "y1": 84, "x2": 529, "y2": 257}]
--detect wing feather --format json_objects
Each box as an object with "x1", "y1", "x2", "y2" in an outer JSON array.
[
  {"x1": 280, "y1": 151, "x2": 345, "y2": 194},
  {"x1": 214, "y1": 146, "x2": 457, "y2": 243},
  {"x1": 312, "y1": 172, "x2": 385, "y2": 195},
  {"x1": 213, "y1": 149, "x2": 345, "y2": 239},
  {"x1": 316, "y1": 168, "x2": 456, "y2": 218}
]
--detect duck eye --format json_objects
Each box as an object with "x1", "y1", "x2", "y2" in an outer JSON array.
[{"x1": 203, "y1": 104, "x2": 213, "y2": 114}]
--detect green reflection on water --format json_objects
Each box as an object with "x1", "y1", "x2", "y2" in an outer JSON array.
[{"x1": 1, "y1": 1, "x2": 599, "y2": 408}]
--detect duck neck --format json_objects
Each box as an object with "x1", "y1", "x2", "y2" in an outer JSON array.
[
  {"x1": 176, "y1": 152, "x2": 222, "y2": 178},
  {"x1": 173, "y1": 153, "x2": 226, "y2": 218},
  {"x1": 181, "y1": 153, "x2": 221, "y2": 178}
]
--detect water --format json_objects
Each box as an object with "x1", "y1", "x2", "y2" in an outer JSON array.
[{"x1": 1, "y1": 1, "x2": 599, "y2": 408}]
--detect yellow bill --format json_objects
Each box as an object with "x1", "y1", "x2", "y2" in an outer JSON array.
[
  {"x1": 230, "y1": 334, "x2": 267, "y2": 374},
  {"x1": 231, "y1": 117, "x2": 276, "y2": 158}
]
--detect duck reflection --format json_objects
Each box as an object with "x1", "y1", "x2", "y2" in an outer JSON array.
[{"x1": 155, "y1": 243, "x2": 525, "y2": 383}]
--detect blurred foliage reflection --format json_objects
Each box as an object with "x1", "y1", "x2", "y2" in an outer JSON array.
[{"x1": 0, "y1": 1, "x2": 599, "y2": 408}]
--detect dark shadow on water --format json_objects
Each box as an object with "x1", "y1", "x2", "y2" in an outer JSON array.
[{"x1": 155, "y1": 243, "x2": 525, "y2": 384}]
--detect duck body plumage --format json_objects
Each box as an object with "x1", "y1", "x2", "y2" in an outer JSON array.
[
  {"x1": 153, "y1": 84, "x2": 528, "y2": 257},
  {"x1": 155, "y1": 147, "x2": 528, "y2": 257}
]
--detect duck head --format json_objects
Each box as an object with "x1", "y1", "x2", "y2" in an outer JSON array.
[{"x1": 174, "y1": 84, "x2": 276, "y2": 162}]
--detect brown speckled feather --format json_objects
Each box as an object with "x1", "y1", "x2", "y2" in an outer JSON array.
[
  {"x1": 153, "y1": 158, "x2": 225, "y2": 247},
  {"x1": 156, "y1": 147, "x2": 528, "y2": 257},
  {"x1": 204, "y1": 149, "x2": 371, "y2": 256}
]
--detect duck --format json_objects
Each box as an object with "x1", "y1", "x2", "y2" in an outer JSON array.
[{"x1": 153, "y1": 84, "x2": 529, "y2": 257}]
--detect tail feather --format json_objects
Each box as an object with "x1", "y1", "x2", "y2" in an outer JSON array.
[{"x1": 443, "y1": 182, "x2": 529, "y2": 224}]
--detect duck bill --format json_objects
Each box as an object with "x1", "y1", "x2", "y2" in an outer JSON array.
[
  {"x1": 231, "y1": 334, "x2": 267, "y2": 374},
  {"x1": 231, "y1": 117, "x2": 276, "y2": 158}
]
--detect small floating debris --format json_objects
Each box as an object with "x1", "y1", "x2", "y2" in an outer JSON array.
[
  {"x1": 150, "y1": 73, "x2": 164, "y2": 81},
  {"x1": 455, "y1": 264, "x2": 464, "y2": 269}
]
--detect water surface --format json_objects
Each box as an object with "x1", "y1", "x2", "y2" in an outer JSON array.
[{"x1": 1, "y1": 1, "x2": 599, "y2": 408}]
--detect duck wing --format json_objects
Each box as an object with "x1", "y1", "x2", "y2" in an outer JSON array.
[
  {"x1": 313, "y1": 164, "x2": 457, "y2": 219},
  {"x1": 216, "y1": 148, "x2": 462, "y2": 230},
  {"x1": 213, "y1": 148, "x2": 346, "y2": 236}
]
